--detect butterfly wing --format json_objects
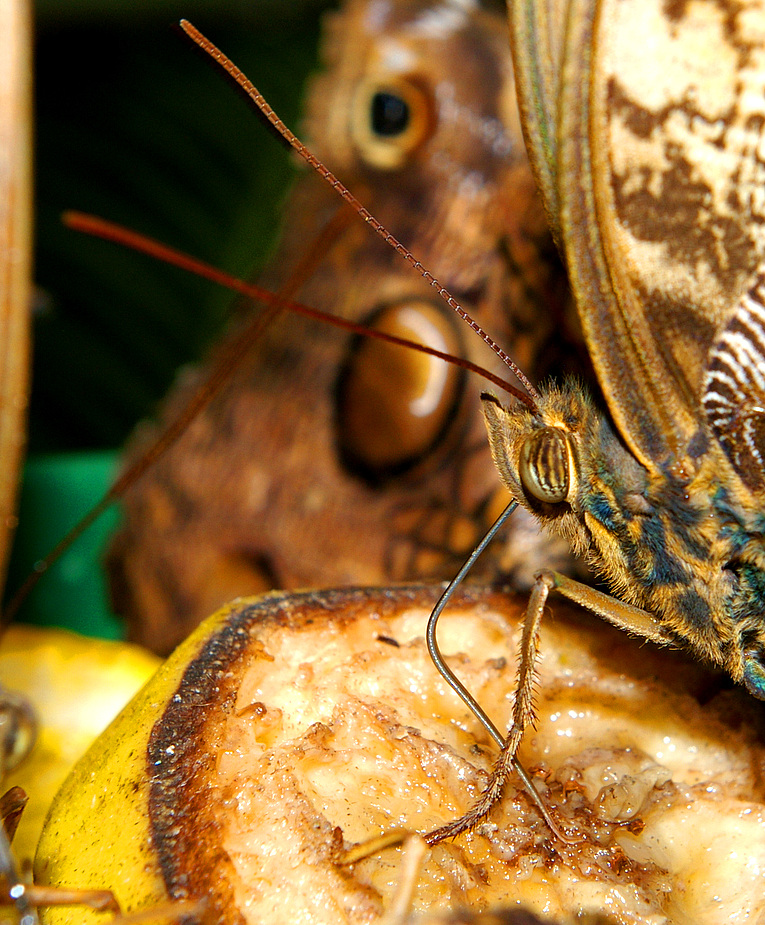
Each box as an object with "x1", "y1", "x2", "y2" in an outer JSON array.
[
  {"x1": 508, "y1": 0, "x2": 571, "y2": 244},
  {"x1": 703, "y1": 272, "x2": 765, "y2": 494},
  {"x1": 518, "y1": 0, "x2": 765, "y2": 473}
]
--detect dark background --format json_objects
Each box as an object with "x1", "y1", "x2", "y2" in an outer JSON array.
[{"x1": 33, "y1": 0, "x2": 335, "y2": 452}]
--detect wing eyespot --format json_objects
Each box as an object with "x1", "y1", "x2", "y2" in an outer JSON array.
[{"x1": 350, "y1": 76, "x2": 434, "y2": 171}]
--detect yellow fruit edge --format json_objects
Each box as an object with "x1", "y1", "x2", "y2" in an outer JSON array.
[
  {"x1": 0, "y1": 625, "x2": 162, "y2": 864},
  {"x1": 34, "y1": 598, "x2": 248, "y2": 925}
]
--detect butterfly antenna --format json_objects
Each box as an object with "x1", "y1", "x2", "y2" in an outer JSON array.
[
  {"x1": 64, "y1": 212, "x2": 527, "y2": 401},
  {"x1": 179, "y1": 20, "x2": 540, "y2": 409},
  {"x1": 1, "y1": 209, "x2": 350, "y2": 632},
  {"x1": 3, "y1": 207, "x2": 530, "y2": 631}
]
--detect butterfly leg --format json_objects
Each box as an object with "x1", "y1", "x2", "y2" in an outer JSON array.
[
  {"x1": 424, "y1": 572, "x2": 559, "y2": 845},
  {"x1": 0, "y1": 885, "x2": 120, "y2": 915},
  {"x1": 425, "y1": 568, "x2": 668, "y2": 846},
  {"x1": 537, "y1": 570, "x2": 669, "y2": 646}
]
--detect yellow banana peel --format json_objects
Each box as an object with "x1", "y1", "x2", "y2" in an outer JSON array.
[{"x1": 0, "y1": 625, "x2": 161, "y2": 864}]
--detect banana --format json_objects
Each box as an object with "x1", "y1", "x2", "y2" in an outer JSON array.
[
  {"x1": 34, "y1": 603, "x2": 235, "y2": 919},
  {"x1": 34, "y1": 587, "x2": 765, "y2": 925}
]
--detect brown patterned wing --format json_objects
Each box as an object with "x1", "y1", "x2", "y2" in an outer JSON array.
[
  {"x1": 551, "y1": 0, "x2": 765, "y2": 471},
  {"x1": 508, "y1": 0, "x2": 571, "y2": 244}
]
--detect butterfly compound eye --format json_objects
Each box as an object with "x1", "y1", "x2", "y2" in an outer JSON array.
[
  {"x1": 351, "y1": 76, "x2": 434, "y2": 170},
  {"x1": 518, "y1": 427, "x2": 573, "y2": 504}
]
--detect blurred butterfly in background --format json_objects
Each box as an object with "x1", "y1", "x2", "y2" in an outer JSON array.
[
  {"x1": 108, "y1": 0, "x2": 585, "y2": 655},
  {"x1": 482, "y1": 0, "x2": 765, "y2": 701}
]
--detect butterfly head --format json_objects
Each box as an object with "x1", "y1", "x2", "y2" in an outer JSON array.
[
  {"x1": 480, "y1": 379, "x2": 652, "y2": 561},
  {"x1": 479, "y1": 382, "x2": 592, "y2": 543}
]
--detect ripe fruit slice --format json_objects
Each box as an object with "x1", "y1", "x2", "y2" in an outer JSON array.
[{"x1": 36, "y1": 586, "x2": 765, "y2": 924}]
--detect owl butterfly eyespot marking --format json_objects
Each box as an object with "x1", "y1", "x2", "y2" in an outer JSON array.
[{"x1": 105, "y1": 0, "x2": 579, "y2": 656}]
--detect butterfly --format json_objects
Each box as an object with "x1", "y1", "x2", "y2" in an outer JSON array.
[
  {"x1": 411, "y1": 0, "x2": 765, "y2": 846},
  {"x1": 491, "y1": 0, "x2": 765, "y2": 693}
]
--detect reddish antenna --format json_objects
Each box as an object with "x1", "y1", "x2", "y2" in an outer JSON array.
[
  {"x1": 6, "y1": 21, "x2": 566, "y2": 845},
  {"x1": 64, "y1": 212, "x2": 530, "y2": 403},
  {"x1": 179, "y1": 19, "x2": 572, "y2": 844},
  {"x1": 4, "y1": 20, "x2": 539, "y2": 627},
  {"x1": 179, "y1": 19, "x2": 541, "y2": 407}
]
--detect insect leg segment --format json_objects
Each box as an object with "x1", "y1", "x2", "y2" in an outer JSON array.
[
  {"x1": 536, "y1": 571, "x2": 670, "y2": 647},
  {"x1": 0, "y1": 824, "x2": 37, "y2": 925},
  {"x1": 426, "y1": 570, "x2": 573, "y2": 845},
  {"x1": 425, "y1": 501, "x2": 579, "y2": 843},
  {"x1": 426, "y1": 500, "x2": 519, "y2": 750},
  {"x1": 423, "y1": 572, "x2": 666, "y2": 844}
]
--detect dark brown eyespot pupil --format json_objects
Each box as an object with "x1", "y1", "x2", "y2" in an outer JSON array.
[
  {"x1": 336, "y1": 301, "x2": 464, "y2": 483},
  {"x1": 371, "y1": 92, "x2": 410, "y2": 137}
]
